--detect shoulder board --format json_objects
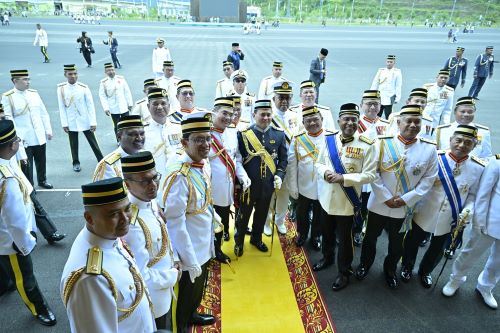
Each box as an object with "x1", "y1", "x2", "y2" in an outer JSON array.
[
  {"x1": 444, "y1": 86, "x2": 454, "y2": 92},
  {"x1": 437, "y1": 150, "x2": 447, "y2": 155},
  {"x1": 3, "y1": 89, "x2": 14, "y2": 96},
  {"x1": 179, "y1": 162, "x2": 190, "y2": 177},
  {"x1": 378, "y1": 118, "x2": 389, "y2": 124},
  {"x1": 475, "y1": 123, "x2": 489, "y2": 130},
  {"x1": 271, "y1": 125, "x2": 284, "y2": 131},
  {"x1": 393, "y1": 68, "x2": 401, "y2": 72},
  {"x1": 136, "y1": 98, "x2": 146, "y2": 104},
  {"x1": 289, "y1": 104, "x2": 301, "y2": 111},
  {"x1": 437, "y1": 124, "x2": 451, "y2": 129},
  {"x1": 100, "y1": 78, "x2": 108, "y2": 83},
  {"x1": 422, "y1": 115, "x2": 432, "y2": 122},
  {"x1": 227, "y1": 124, "x2": 236, "y2": 128},
  {"x1": 423, "y1": 83, "x2": 434, "y2": 88},
  {"x1": 129, "y1": 204, "x2": 139, "y2": 225},
  {"x1": 359, "y1": 135, "x2": 375, "y2": 145},
  {"x1": 172, "y1": 76, "x2": 181, "y2": 80},
  {"x1": 85, "y1": 246, "x2": 103, "y2": 275},
  {"x1": 0, "y1": 165, "x2": 13, "y2": 178},
  {"x1": 57, "y1": 82, "x2": 67, "y2": 87},
  {"x1": 245, "y1": 92, "x2": 255, "y2": 97},
  {"x1": 378, "y1": 68, "x2": 385, "y2": 71},
  {"x1": 316, "y1": 104, "x2": 330, "y2": 110},
  {"x1": 471, "y1": 156, "x2": 487, "y2": 167},
  {"x1": 116, "y1": 75, "x2": 124, "y2": 79},
  {"x1": 77, "y1": 82, "x2": 87, "y2": 88},
  {"x1": 154, "y1": 78, "x2": 161, "y2": 83},
  {"x1": 324, "y1": 129, "x2": 340, "y2": 136},
  {"x1": 378, "y1": 135, "x2": 394, "y2": 140},
  {"x1": 496, "y1": 154, "x2": 500, "y2": 160},
  {"x1": 263, "y1": 76, "x2": 272, "y2": 80},
  {"x1": 104, "y1": 152, "x2": 121, "y2": 165},
  {"x1": 27, "y1": 88, "x2": 37, "y2": 92},
  {"x1": 294, "y1": 130, "x2": 306, "y2": 138},
  {"x1": 216, "y1": 79, "x2": 224, "y2": 84},
  {"x1": 420, "y1": 138, "x2": 437, "y2": 145}
]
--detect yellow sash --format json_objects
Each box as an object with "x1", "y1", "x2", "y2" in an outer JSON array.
[{"x1": 241, "y1": 129, "x2": 276, "y2": 175}]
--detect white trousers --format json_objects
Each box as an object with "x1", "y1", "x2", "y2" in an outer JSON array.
[
  {"x1": 450, "y1": 227, "x2": 500, "y2": 293},
  {"x1": 265, "y1": 179, "x2": 289, "y2": 228}
]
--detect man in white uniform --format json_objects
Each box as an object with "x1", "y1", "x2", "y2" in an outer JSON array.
[
  {"x1": 57, "y1": 64, "x2": 103, "y2": 172},
  {"x1": 61, "y1": 177, "x2": 156, "y2": 333},
  {"x1": 154, "y1": 61, "x2": 181, "y2": 111},
  {"x1": 215, "y1": 61, "x2": 234, "y2": 98},
  {"x1": 370, "y1": 55, "x2": 402, "y2": 119},
  {"x1": 443, "y1": 153, "x2": 500, "y2": 309},
  {"x1": 152, "y1": 37, "x2": 172, "y2": 78},
  {"x1": 423, "y1": 69, "x2": 454, "y2": 132},
  {"x1": 33, "y1": 24, "x2": 49, "y2": 63},
  {"x1": 258, "y1": 61, "x2": 288, "y2": 99},
  {"x1": 131, "y1": 78, "x2": 157, "y2": 125},
  {"x1": 226, "y1": 70, "x2": 255, "y2": 125},
  {"x1": 98, "y1": 63, "x2": 133, "y2": 139}
]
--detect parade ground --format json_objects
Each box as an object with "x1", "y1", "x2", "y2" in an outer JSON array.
[{"x1": 0, "y1": 17, "x2": 499, "y2": 332}]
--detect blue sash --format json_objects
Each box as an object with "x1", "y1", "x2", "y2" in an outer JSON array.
[
  {"x1": 326, "y1": 134, "x2": 362, "y2": 225},
  {"x1": 437, "y1": 153, "x2": 463, "y2": 230}
]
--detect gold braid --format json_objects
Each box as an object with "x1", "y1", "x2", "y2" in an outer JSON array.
[
  {"x1": 147, "y1": 217, "x2": 171, "y2": 268},
  {"x1": 117, "y1": 265, "x2": 146, "y2": 321},
  {"x1": 62, "y1": 268, "x2": 118, "y2": 307}
]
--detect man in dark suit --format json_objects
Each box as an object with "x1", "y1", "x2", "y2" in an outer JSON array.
[
  {"x1": 309, "y1": 48, "x2": 328, "y2": 103},
  {"x1": 103, "y1": 31, "x2": 121, "y2": 69}
]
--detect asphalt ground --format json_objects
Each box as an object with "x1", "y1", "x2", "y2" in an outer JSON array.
[{"x1": 0, "y1": 17, "x2": 499, "y2": 332}]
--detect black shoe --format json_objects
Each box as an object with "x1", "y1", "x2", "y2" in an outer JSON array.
[
  {"x1": 47, "y1": 233, "x2": 66, "y2": 244},
  {"x1": 420, "y1": 272, "x2": 433, "y2": 288},
  {"x1": 355, "y1": 264, "x2": 369, "y2": 280},
  {"x1": 332, "y1": 274, "x2": 349, "y2": 291},
  {"x1": 73, "y1": 163, "x2": 81, "y2": 172},
  {"x1": 310, "y1": 236, "x2": 321, "y2": 251},
  {"x1": 444, "y1": 249, "x2": 455, "y2": 259},
  {"x1": 35, "y1": 308, "x2": 56, "y2": 326},
  {"x1": 234, "y1": 244, "x2": 243, "y2": 257},
  {"x1": 215, "y1": 250, "x2": 231, "y2": 263},
  {"x1": 385, "y1": 274, "x2": 399, "y2": 289},
  {"x1": 38, "y1": 182, "x2": 53, "y2": 189},
  {"x1": 223, "y1": 232, "x2": 230, "y2": 241},
  {"x1": 295, "y1": 234, "x2": 307, "y2": 247},
  {"x1": 420, "y1": 234, "x2": 431, "y2": 247},
  {"x1": 250, "y1": 239, "x2": 268, "y2": 252},
  {"x1": 353, "y1": 232, "x2": 363, "y2": 247},
  {"x1": 400, "y1": 266, "x2": 413, "y2": 283},
  {"x1": 312, "y1": 257, "x2": 334, "y2": 272},
  {"x1": 189, "y1": 312, "x2": 215, "y2": 326}
]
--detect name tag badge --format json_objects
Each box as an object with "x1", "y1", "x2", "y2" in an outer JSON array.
[{"x1": 270, "y1": 140, "x2": 276, "y2": 144}]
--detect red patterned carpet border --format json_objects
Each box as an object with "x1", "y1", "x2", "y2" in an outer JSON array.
[
  {"x1": 280, "y1": 218, "x2": 337, "y2": 333},
  {"x1": 191, "y1": 260, "x2": 222, "y2": 333}
]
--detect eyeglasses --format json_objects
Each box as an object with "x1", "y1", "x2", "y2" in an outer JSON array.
[
  {"x1": 126, "y1": 173, "x2": 161, "y2": 186},
  {"x1": 234, "y1": 79, "x2": 246, "y2": 83},
  {"x1": 189, "y1": 137, "x2": 212, "y2": 145},
  {"x1": 181, "y1": 91, "x2": 195, "y2": 96},
  {"x1": 364, "y1": 102, "x2": 380, "y2": 107}
]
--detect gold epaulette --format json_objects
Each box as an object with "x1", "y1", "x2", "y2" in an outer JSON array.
[
  {"x1": 101, "y1": 78, "x2": 108, "y2": 83},
  {"x1": 378, "y1": 118, "x2": 390, "y2": 124},
  {"x1": 180, "y1": 162, "x2": 190, "y2": 176},
  {"x1": 216, "y1": 79, "x2": 224, "y2": 84},
  {"x1": 104, "y1": 152, "x2": 121, "y2": 165},
  {"x1": 423, "y1": 83, "x2": 434, "y2": 89},
  {"x1": 437, "y1": 123, "x2": 451, "y2": 129},
  {"x1": 77, "y1": 82, "x2": 87, "y2": 88},
  {"x1": 129, "y1": 204, "x2": 139, "y2": 225},
  {"x1": 444, "y1": 85, "x2": 454, "y2": 92},
  {"x1": 0, "y1": 165, "x2": 13, "y2": 178},
  {"x1": 471, "y1": 156, "x2": 487, "y2": 167},
  {"x1": 496, "y1": 154, "x2": 500, "y2": 160},
  {"x1": 154, "y1": 78, "x2": 161, "y2": 83},
  {"x1": 420, "y1": 138, "x2": 437, "y2": 145},
  {"x1": 475, "y1": 123, "x2": 489, "y2": 130},
  {"x1": 3, "y1": 89, "x2": 14, "y2": 96},
  {"x1": 136, "y1": 98, "x2": 146, "y2": 104},
  {"x1": 57, "y1": 82, "x2": 67, "y2": 87},
  {"x1": 316, "y1": 104, "x2": 330, "y2": 110},
  {"x1": 437, "y1": 150, "x2": 447, "y2": 155},
  {"x1": 227, "y1": 124, "x2": 236, "y2": 128},
  {"x1": 289, "y1": 104, "x2": 301, "y2": 112},
  {"x1": 27, "y1": 88, "x2": 37, "y2": 92},
  {"x1": 378, "y1": 135, "x2": 393, "y2": 140},
  {"x1": 85, "y1": 247, "x2": 103, "y2": 275},
  {"x1": 359, "y1": 135, "x2": 375, "y2": 145}
]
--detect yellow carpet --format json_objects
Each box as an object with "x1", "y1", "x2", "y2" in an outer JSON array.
[{"x1": 221, "y1": 222, "x2": 304, "y2": 333}]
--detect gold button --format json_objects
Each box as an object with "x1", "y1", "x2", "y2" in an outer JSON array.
[
  {"x1": 129, "y1": 285, "x2": 134, "y2": 290},
  {"x1": 157, "y1": 237, "x2": 161, "y2": 242}
]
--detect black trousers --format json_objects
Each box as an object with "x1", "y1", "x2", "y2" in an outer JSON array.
[
  {"x1": 378, "y1": 104, "x2": 393, "y2": 119},
  {"x1": 321, "y1": 210, "x2": 354, "y2": 275},
  {"x1": 296, "y1": 194, "x2": 321, "y2": 240},
  {"x1": 155, "y1": 308, "x2": 172, "y2": 330},
  {"x1": 82, "y1": 49, "x2": 92, "y2": 66},
  {"x1": 111, "y1": 111, "x2": 129, "y2": 139},
  {"x1": 419, "y1": 232, "x2": 448, "y2": 275},
  {"x1": 0, "y1": 253, "x2": 48, "y2": 316},
  {"x1": 354, "y1": 191, "x2": 370, "y2": 233},
  {"x1": 214, "y1": 205, "x2": 230, "y2": 253},
  {"x1": 235, "y1": 192, "x2": 273, "y2": 245},
  {"x1": 176, "y1": 261, "x2": 209, "y2": 332},
  {"x1": 110, "y1": 50, "x2": 121, "y2": 68},
  {"x1": 68, "y1": 130, "x2": 103, "y2": 165},
  {"x1": 31, "y1": 191, "x2": 57, "y2": 239},
  {"x1": 24, "y1": 144, "x2": 47, "y2": 185},
  {"x1": 40, "y1": 46, "x2": 49, "y2": 61},
  {"x1": 360, "y1": 211, "x2": 405, "y2": 276}
]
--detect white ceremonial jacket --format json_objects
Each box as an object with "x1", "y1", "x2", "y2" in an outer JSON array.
[
  {"x1": 33, "y1": 28, "x2": 48, "y2": 47},
  {"x1": 287, "y1": 129, "x2": 326, "y2": 200},
  {"x1": 98, "y1": 75, "x2": 133, "y2": 115},
  {"x1": 123, "y1": 194, "x2": 178, "y2": 317},
  {"x1": 1, "y1": 88, "x2": 52, "y2": 147},
  {"x1": 163, "y1": 154, "x2": 214, "y2": 268},
  {"x1": 436, "y1": 121, "x2": 492, "y2": 158},
  {"x1": 57, "y1": 81, "x2": 96, "y2": 131},
  {"x1": 131, "y1": 97, "x2": 152, "y2": 125},
  {"x1": 215, "y1": 77, "x2": 233, "y2": 98},
  {"x1": 93, "y1": 147, "x2": 129, "y2": 181},
  {"x1": 151, "y1": 47, "x2": 171, "y2": 74},
  {"x1": 368, "y1": 135, "x2": 438, "y2": 219},
  {"x1": 473, "y1": 155, "x2": 500, "y2": 239},
  {"x1": 0, "y1": 158, "x2": 36, "y2": 256},
  {"x1": 423, "y1": 83, "x2": 454, "y2": 128},
  {"x1": 209, "y1": 128, "x2": 248, "y2": 207},
  {"x1": 387, "y1": 112, "x2": 434, "y2": 139},
  {"x1": 370, "y1": 67, "x2": 402, "y2": 105},
  {"x1": 154, "y1": 75, "x2": 181, "y2": 111},
  {"x1": 316, "y1": 132, "x2": 377, "y2": 215},
  {"x1": 258, "y1": 75, "x2": 287, "y2": 99},
  {"x1": 289, "y1": 103, "x2": 336, "y2": 132},
  {"x1": 227, "y1": 90, "x2": 255, "y2": 124},
  {"x1": 414, "y1": 152, "x2": 484, "y2": 236},
  {"x1": 61, "y1": 228, "x2": 155, "y2": 333}
]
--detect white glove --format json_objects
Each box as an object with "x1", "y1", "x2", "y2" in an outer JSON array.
[
  {"x1": 241, "y1": 177, "x2": 252, "y2": 191},
  {"x1": 289, "y1": 190, "x2": 299, "y2": 200},
  {"x1": 459, "y1": 212, "x2": 472, "y2": 223},
  {"x1": 273, "y1": 175, "x2": 282, "y2": 190},
  {"x1": 187, "y1": 264, "x2": 202, "y2": 283}
]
